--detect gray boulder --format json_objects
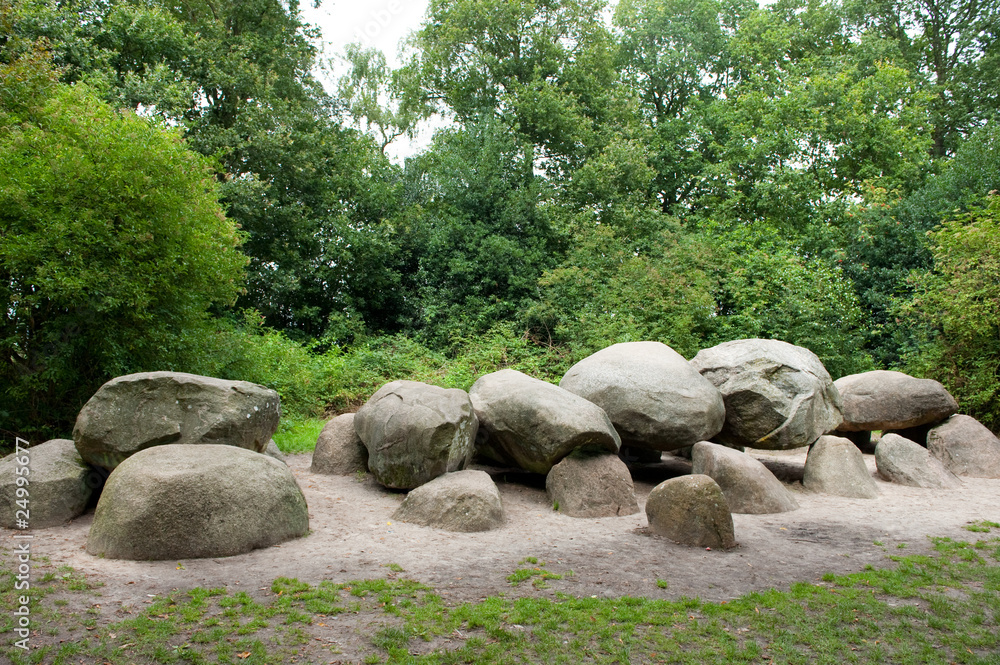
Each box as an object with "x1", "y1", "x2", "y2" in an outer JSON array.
[
  {"x1": 645, "y1": 475, "x2": 736, "y2": 549},
  {"x1": 927, "y1": 415, "x2": 1000, "y2": 478},
  {"x1": 691, "y1": 441, "x2": 798, "y2": 514},
  {"x1": 831, "y1": 429, "x2": 875, "y2": 454},
  {"x1": 803, "y1": 436, "x2": 879, "y2": 499},
  {"x1": 355, "y1": 381, "x2": 477, "y2": 489},
  {"x1": 0, "y1": 439, "x2": 99, "y2": 528},
  {"x1": 690, "y1": 339, "x2": 842, "y2": 450},
  {"x1": 74, "y1": 372, "x2": 280, "y2": 471},
  {"x1": 559, "y1": 342, "x2": 725, "y2": 452},
  {"x1": 264, "y1": 440, "x2": 286, "y2": 463},
  {"x1": 470, "y1": 369, "x2": 620, "y2": 474},
  {"x1": 834, "y1": 370, "x2": 958, "y2": 432},
  {"x1": 545, "y1": 451, "x2": 639, "y2": 518},
  {"x1": 874, "y1": 433, "x2": 961, "y2": 489},
  {"x1": 311, "y1": 414, "x2": 368, "y2": 475},
  {"x1": 86, "y1": 444, "x2": 308, "y2": 560},
  {"x1": 393, "y1": 470, "x2": 504, "y2": 532}
]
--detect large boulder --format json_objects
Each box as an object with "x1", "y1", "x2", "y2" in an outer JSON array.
[
  {"x1": 73, "y1": 372, "x2": 280, "y2": 471},
  {"x1": 874, "y1": 433, "x2": 961, "y2": 489},
  {"x1": 559, "y1": 342, "x2": 725, "y2": 452},
  {"x1": 355, "y1": 381, "x2": 477, "y2": 489},
  {"x1": 393, "y1": 470, "x2": 504, "y2": 532},
  {"x1": 86, "y1": 444, "x2": 308, "y2": 560},
  {"x1": 545, "y1": 451, "x2": 639, "y2": 518},
  {"x1": 803, "y1": 435, "x2": 879, "y2": 499},
  {"x1": 834, "y1": 370, "x2": 958, "y2": 432},
  {"x1": 645, "y1": 475, "x2": 736, "y2": 549},
  {"x1": 690, "y1": 339, "x2": 842, "y2": 450},
  {"x1": 470, "y1": 369, "x2": 620, "y2": 474},
  {"x1": 927, "y1": 415, "x2": 1000, "y2": 478},
  {"x1": 691, "y1": 441, "x2": 798, "y2": 514},
  {"x1": 311, "y1": 414, "x2": 368, "y2": 475},
  {"x1": 0, "y1": 439, "x2": 99, "y2": 529}
]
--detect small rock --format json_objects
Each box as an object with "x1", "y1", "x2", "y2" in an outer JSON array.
[
  {"x1": 311, "y1": 414, "x2": 368, "y2": 475},
  {"x1": 393, "y1": 470, "x2": 504, "y2": 532},
  {"x1": 264, "y1": 440, "x2": 286, "y2": 463},
  {"x1": 645, "y1": 475, "x2": 736, "y2": 549},
  {"x1": 691, "y1": 441, "x2": 798, "y2": 514},
  {"x1": 803, "y1": 436, "x2": 879, "y2": 499},
  {"x1": 927, "y1": 415, "x2": 1000, "y2": 478},
  {"x1": 874, "y1": 433, "x2": 961, "y2": 489},
  {"x1": 546, "y1": 451, "x2": 639, "y2": 518}
]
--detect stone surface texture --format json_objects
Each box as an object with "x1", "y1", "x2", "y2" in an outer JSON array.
[
  {"x1": 311, "y1": 414, "x2": 369, "y2": 475},
  {"x1": 645, "y1": 475, "x2": 737, "y2": 549},
  {"x1": 875, "y1": 433, "x2": 961, "y2": 489},
  {"x1": 545, "y1": 452, "x2": 639, "y2": 518},
  {"x1": 559, "y1": 341, "x2": 725, "y2": 452},
  {"x1": 690, "y1": 339, "x2": 843, "y2": 450},
  {"x1": 393, "y1": 470, "x2": 504, "y2": 532},
  {"x1": 834, "y1": 370, "x2": 958, "y2": 432},
  {"x1": 355, "y1": 381, "x2": 477, "y2": 489},
  {"x1": 0, "y1": 439, "x2": 98, "y2": 528},
  {"x1": 86, "y1": 444, "x2": 308, "y2": 560},
  {"x1": 803, "y1": 435, "x2": 879, "y2": 499},
  {"x1": 927, "y1": 415, "x2": 1000, "y2": 478},
  {"x1": 73, "y1": 371, "x2": 280, "y2": 470},
  {"x1": 691, "y1": 441, "x2": 799, "y2": 514}
]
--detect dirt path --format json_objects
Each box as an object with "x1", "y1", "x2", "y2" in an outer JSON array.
[{"x1": 9, "y1": 449, "x2": 1000, "y2": 607}]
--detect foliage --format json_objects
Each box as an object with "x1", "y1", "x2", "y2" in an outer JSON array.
[
  {"x1": 0, "y1": 47, "x2": 244, "y2": 440},
  {"x1": 904, "y1": 194, "x2": 1000, "y2": 431}
]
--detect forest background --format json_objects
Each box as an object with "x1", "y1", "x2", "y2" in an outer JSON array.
[{"x1": 2, "y1": 0, "x2": 999, "y2": 452}]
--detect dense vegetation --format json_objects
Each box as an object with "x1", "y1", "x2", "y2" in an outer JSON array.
[{"x1": 2, "y1": 0, "x2": 999, "y2": 445}]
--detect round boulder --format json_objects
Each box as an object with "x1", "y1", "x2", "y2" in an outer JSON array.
[
  {"x1": 355, "y1": 381, "x2": 477, "y2": 489},
  {"x1": 690, "y1": 339, "x2": 842, "y2": 450},
  {"x1": 834, "y1": 370, "x2": 958, "y2": 432},
  {"x1": 86, "y1": 444, "x2": 308, "y2": 560},
  {"x1": 874, "y1": 433, "x2": 961, "y2": 489},
  {"x1": 545, "y1": 451, "x2": 639, "y2": 518},
  {"x1": 0, "y1": 439, "x2": 100, "y2": 529},
  {"x1": 691, "y1": 441, "x2": 798, "y2": 514},
  {"x1": 311, "y1": 414, "x2": 369, "y2": 475},
  {"x1": 645, "y1": 475, "x2": 736, "y2": 549},
  {"x1": 470, "y1": 369, "x2": 621, "y2": 474},
  {"x1": 74, "y1": 372, "x2": 281, "y2": 471},
  {"x1": 803, "y1": 436, "x2": 879, "y2": 499},
  {"x1": 559, "y1": 341, "x2": 725, "y2": 452},
  {"x1": 393, "y1": 470, "x2": 504, "y2": 532},
  {"x1": 927, "y1": 415, "x2": 1000, "y2": 479}
]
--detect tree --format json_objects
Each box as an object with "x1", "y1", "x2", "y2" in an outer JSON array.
[
  {"x1": 0, "y1": 43, "x2": 245, "y2": 439},
  {"x1": 904, "y1": 194, "x2": 1000, "y2": 431}
]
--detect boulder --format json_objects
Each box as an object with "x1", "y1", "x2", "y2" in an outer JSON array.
[
  {"x1": 831, "y1": 429, "x2": 875, "y2": 454},
  {"x1": 874, "y1": 433, "x2": 961, "y2": 489},
  {"x1": 691, "y1": 441, "x2": 798, "y2": 514},
  {"x1": 545, "y1": 451, "x2": 639, "y2": 518},
  {"x1": 883, "y1": 424, "x2": 934, "y2": 447},
  {"x1": 393, "y1": 470, "x2": 504, "y2": 532},
  {"x1": 355, "y1": 381, "x2": 477, "y2": 489},
  {"x1": 927, "y1": 415, "x2": 1000, "y2": 478},
  {"x1": 74, "y1": 372, "x2": 280, "y2": 471},
  {"x1": 470, "y1": 369, "x2": 621, "y2": 474},
  {"x1": 645, "y1": 475, "x2": 736, "y2": 549},
  {"x1": 559, "y1": 342, "x2": 725, "y2": 452},
  {"x1": 311, "y1": 414, "x2": 368, "y2": 475},
  {"x1": 0, "y1": 439, "x2": 99, "y2": 529},
  {"x1": 690, "y1": 339, "x2": 842, "y2": 450},
  {"x1": 264, "y1": 440, "x2": 286, "y2": 463},
  {"x1": 86, "y1": 444, "x2": 308, "y2": 560},
  {"x1": 803, "y1": 436, "x2": 879, "y2": 499},
  {"x1": 834, "y1": 370, "x2": 958, "y2": 432}
]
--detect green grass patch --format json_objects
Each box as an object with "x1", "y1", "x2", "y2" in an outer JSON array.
[
  {"x1": 3, "y1": 528, "x2": 1000, "y2": 663},
  {"x1": 272, "y1": 417, "x2": 327, "y2": 454}
]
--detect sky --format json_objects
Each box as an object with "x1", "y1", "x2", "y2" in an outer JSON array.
[{"x1": 299, "y1": 0, "x2": 434, "y2": 161}]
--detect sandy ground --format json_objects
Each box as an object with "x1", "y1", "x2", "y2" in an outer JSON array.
[{"x1": 7, "y1": 448, "x2": 1000, "y2": 608}]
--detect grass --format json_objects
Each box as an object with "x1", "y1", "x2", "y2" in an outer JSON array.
[
  {"x1": 3, "y1": 527, "x2": 1000, "y2": 664},
  {"x1": 271, "y1": 417, "x2": 327, "y2": 454}
]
